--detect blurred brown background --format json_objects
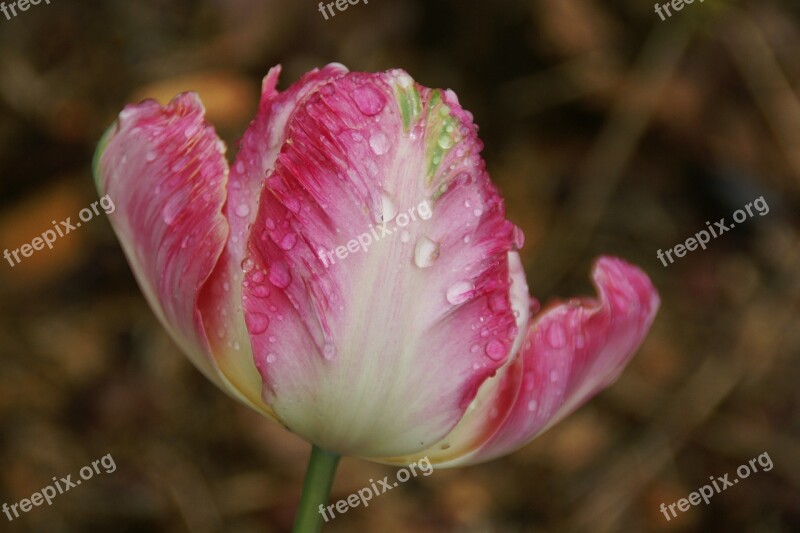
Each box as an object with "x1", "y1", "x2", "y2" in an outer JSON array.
[{"x1": 1, "y1": 0, "x2": 799, "y2": 531}]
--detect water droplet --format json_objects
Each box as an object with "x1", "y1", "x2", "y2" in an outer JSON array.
[
  {"x1": 485, "y1": 340, "x2": 507, "y2": 361},
  {"x1": 266, "y1": 353, "x2": 277, "y2": 363},
  {"x1": 576, "y1": 333, "x2": 585, "y2": 349},
  {"x1": 473, "y1": 208, "x2": 483, "y2": 217},
  {"x1": 252, "y1": 270, "x2": 265, "y2": 284},
  {"x1": 252, "y1": 285, "x2": 270, "y2": 298},
  {"x1": 279, "y1": 233, "x2": 297, "y2": 250},
  {"x1": 470, "y1": 344, "x2": 480, "y2": 353},
  {"x1": 161, "y1": 203, "x2": 179, "y2": 225},
  {"x1": 513, "y1": 225, "x2": 525, "y2": 249},
  {"x1": 146, "y1": 149, "x2": 157, "y2": 162},
  {"x1": 369, "y1": 131, "x2": 390, "y2": 155},
  {"x1": 463, "y1": 235, "x2": 471, "y2": 244},
  {"x1": 446, "y1": 280, "x2": 475, "y2": 305},
  {"x1": 216, "y1": 326, "x2": 225, "y2": 339},
  {"x1": 400, "y1": 230, "x2": 411, "y2": 243},
  {"x1": 285, "y1": 197, "x2": 301, "y2": 213},
  {"x1": 268, "y1": 262, "x2": 291, "y2": 288},
  {"x1": 414, "y1": 236, "x2": 440, "y2": 268},
  {"x1": 480, "y1": 327, "x2": 489, "y2": 338},
  {"x1": 547, "y1": 322, "x2": 567, "y2": 349},
  {"x1": 352, "y1": 85, "x2": 387, "y2": 116},
  {"x1": 489, "y1": 293, "x2": 509, "y2": 312},
  {"x1": 527, "y1": 400, "x2": 537, "y2": 412},
  {"x1": 378, "y1": 192, "x2": 397, "y2": 222},
  {"x1": 268, "y1": 335, "x2": 276, "y2": 343},
  {"x1": 322, "y1": 343, "x2": 336, "y2": 360},
  {"x1": 233, "y1": 341, "x2": 240, "y2": 350},
  {"x1": 180, "y1": 235, "x2": 191, "y2": 249},
  {"x1": 241, "y1": 257, "x2": 255, "y2": 272},
  {"x1": 222, "y1": 281, "x2": 230, "y2": 292},
  {"x1": 119, "y1": 107, "x2": 137, "y2": 124},
  {"x1": 549, "y1": 370, "x2": 558, "y2": 382},
  {"x1": 394, "y1": 71, "x2": 413, "y2": 88},
  {"x1": 235, "y1": 203, "x2": 250, "y2": 217},
  {"x1": 265, "y1": 217, "x2": 276, "y2": 230},
  {"x1": 246, "y1": 312, "x2": 269, "y2": 335},
  {"x1": 438, "y1": 135, "x2": 453, "y2": 150}
]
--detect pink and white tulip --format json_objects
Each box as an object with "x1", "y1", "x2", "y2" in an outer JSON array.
[{"x1": 93, "y1": 64, "x2": 659, "y2": 467}]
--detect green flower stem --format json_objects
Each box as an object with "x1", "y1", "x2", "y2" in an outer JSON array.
[{"x1": 293, "y1": 444, "x2": 341, "y2": 533}]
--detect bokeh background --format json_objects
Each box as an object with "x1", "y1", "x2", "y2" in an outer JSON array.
[{"x1": 1, "y1": 0, "x2": 799, "y2": 531}]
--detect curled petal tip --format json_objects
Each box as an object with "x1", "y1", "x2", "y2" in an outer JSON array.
[{"x1": 402, "y1": 256, "x2": 659, "y2": 468}]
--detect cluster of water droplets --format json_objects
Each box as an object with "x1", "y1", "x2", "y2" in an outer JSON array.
[
  {"x1": 463, "y1": 287, "x2": 525, "y2": 372},
  {"x1": 238, "y1": 247, "x2": 301, "y2": 368}
]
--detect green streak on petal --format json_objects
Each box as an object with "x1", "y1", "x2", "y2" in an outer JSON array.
[
  {"x1": 395, "y1": 82, "x2": 422, "y2": 133},
  {"x1": 92, "y1": 121, "x2": 117, "y2": 193},
  {"x1": 424, "y1": 90, "x2": 460, "y2": 185},
  {"x1": 431, "y1": 180, "x2": 450, "y2": 203}
]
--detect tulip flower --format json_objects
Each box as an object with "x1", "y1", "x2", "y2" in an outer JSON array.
[{"x1": 93, "y1": 64, "x2": 659, "y2": 531}]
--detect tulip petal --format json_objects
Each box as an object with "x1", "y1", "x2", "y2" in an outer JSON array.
[
  {"x1": 390, "y1": 256, "x2": 659, "y2": 467},
  {"x1": 242, "y1": 69, "x2": 524, "y2": 456},
  {"x1": 93, "y1": 94, "x2": 234, "y2": 392},
  {"x1": 199, "y1": 64, "x2": 349, "y2": 412}
]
